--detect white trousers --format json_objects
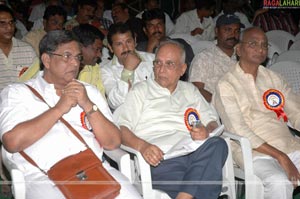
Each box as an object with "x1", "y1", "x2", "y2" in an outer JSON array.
[
  {"x1": 25, "y1": 161, "x2": 142, "y2": 199},
  {"x1": 253, "y1": 151, "x2": 300, "y2": 199}
]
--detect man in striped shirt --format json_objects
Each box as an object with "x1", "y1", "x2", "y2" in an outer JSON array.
[{"x1": 0, "y1": 5, "x2": 37, "y2": 91}]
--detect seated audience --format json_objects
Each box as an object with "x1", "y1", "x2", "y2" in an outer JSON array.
[
  {"x1": 0, "y1": 30, "x2": 142, "y2": 199},
  {"x1": 189, "y1": 14, "x2": 242, "y2": 102},
  {"x1": 101, "y1": 23, "x2": 154, "y2": 110},
  {"x1": 23, "y1": 5, "x2": 67, "y2": 55},
  {"x1": 64, "y1": 0, "x2": 97, "y2": 30},
  {"x1": 214, "y1": 0, "x2": 251, "y2": 29},
  {"x1": 137, "y1": 8, "x2": 194, "y2": 81},
  {"x1": 111, "y1": 3, "x2": 147, "y2": 43},
  {"x1": 252, "y1": 9, "x2": 299, "y2": 35},
  {"x1": 118, "y1": 40, "x2": 228, "y2": 199},
  {"x1": 73, "y1": 24, "x2": 106, "y2": 97},
  {"x1": 136, "y1": 0, "x2": 174, "y2": 36},
  {"x1": 213, "y1": 27, "x2": 300, "y2": 199},
  {"x1": 175, "y1": 0, "x2": 216, "y2": 41},
  {"x1": 0, "y1": 5, "x2": 37, "y2": 91}
]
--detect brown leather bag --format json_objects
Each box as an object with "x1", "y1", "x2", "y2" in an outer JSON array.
[{"x1": 20, "y1": 85, "x2": 121, "y2": 199}]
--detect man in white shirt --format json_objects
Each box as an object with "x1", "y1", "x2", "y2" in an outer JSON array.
[
  {"x1": 0, "y1": 30, "x2": 141, "y2": 199},
  {"x1": 189, "y1": 14, "x2": 243, "y2": 102},
  {"x1": 135, "y1": 0, "x2": 174, "y2": 36},
  {"x1": 175, "y1": 0, "x2": 216, "y2": 41},
  {"x1": 213, "y1": 27, "x2": 300, "y2": 199},
  {"x1": 118, "y1": 40, "x2": 228, "y2": 199},
  {"x1": 101, "y1": 23, "x2": 154, "y2": 110}
]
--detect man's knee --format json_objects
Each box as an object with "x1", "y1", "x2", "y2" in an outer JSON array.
[{"x1": 264, "y1": 173, "x2": 294, "y2": 199}]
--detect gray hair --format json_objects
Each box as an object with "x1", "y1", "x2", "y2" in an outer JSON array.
[{"x1": 155, "y1": 39, "x2": 186, "y2": 64}]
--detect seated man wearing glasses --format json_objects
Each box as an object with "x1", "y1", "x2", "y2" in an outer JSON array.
[
  {"x1": 117, "y1": 40, "x2": 228, "y2": 199},
  {"x1": 213, "y1": 27, "x2": 300, "y2": 199},
  {"x1": 0, "y1": 30, "x2": 141, "y2": 199}
]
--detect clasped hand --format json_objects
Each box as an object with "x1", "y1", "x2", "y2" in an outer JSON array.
[
  {"x1": 56, "y1": 80, "x2": 91, "y2": 114},
  {"x1": 190, "y1": 125, "x2": 209, "y2": 141}
]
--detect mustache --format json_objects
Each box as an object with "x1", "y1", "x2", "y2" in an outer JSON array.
[
  {"x1": 152, "y1": 31, "x2": 162, "y2": 36},
  {"x1": 226, "y1": 37, "x2": 238, "y2": 42},
  {"x1": 121, "y1": 50, "x2": 131, "y2": 56}
]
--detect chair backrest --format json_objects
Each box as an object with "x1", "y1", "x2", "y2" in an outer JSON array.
[
  {"x1": 295, "y1": 31, "x2": 300, "y2": 41},
  {"x1": 289, "y1": 40, "x2": 300, "y2": 50},
  {"x1": 266, "y1": 41, "x2": 281, "y2": 67},
  {"x1": 266, "y1": 30, "x2": 295, "y2": 52},
  {"x1": 190, "y1": 40, "x2": 215, "y2": 55},
  {"x1": 275, "y1": 50, "x2": 300, "y2": 63},
  {"x1": 169, "y1": 33, "x2": 199, "y2": 46},
  {"x1": 269, "y1": 61, "x2": 300, "y2": 94}
]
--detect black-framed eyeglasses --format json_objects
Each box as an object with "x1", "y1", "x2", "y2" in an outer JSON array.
[
  {"x1": 48, "y1": 52, "x2": 83, "y2": 62},
  {"x1": 0, "y1": 20, "x2": 16, "y2": 28},
  {"x1": 240, "y1": 41, "x2": 270, "y2": 50}
]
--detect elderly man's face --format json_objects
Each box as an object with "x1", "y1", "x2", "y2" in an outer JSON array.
[
  {"x1": 43, "y1": 41, "x2": 82, "y2": 86},
  {"x1": 153, "y1": 43, "x2": 186, "y2": 93},
  {"x1": 236, "y1": 28, "x2": 268, "y2": 65},
  {"x1": 109, "y1": 31, "x2": 136, "y2": 63},
  {"x1": 216, "y1": 23, "x2": 240, "y2": 49}
]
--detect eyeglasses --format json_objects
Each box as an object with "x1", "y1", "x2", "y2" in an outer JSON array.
[
  {"x1": 0, "y1": 20, "x2": 16, "y2": 28},
  {"x1": 48, "y1": 52, "x2": 83, "y2": 62},
  {"x1": 240, "y1": 41, "x2": 270, "y2": 50},
  {"x1": 153, "y1": 60, "x2": 179, "y2": 70}
]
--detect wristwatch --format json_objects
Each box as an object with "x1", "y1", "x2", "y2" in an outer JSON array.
[{"x1": 86, "y1": 104, "x2": 98, "y2": 116}]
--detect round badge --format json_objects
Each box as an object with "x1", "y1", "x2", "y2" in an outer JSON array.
[
  {"x1": 184, "y1": 108, "x2": 200, "y2": 131},
  {"x1": 263, "y1": 89, "x2": 287, "y2": 122}
]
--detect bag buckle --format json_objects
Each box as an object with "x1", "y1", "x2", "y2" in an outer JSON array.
[{"x1": 76, "y1": 170, "x2": 88, "y2": 181}]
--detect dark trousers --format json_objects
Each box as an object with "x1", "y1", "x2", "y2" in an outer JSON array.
[{"x1": 151, "y1": 137, "x2": 228, "y2": 199}]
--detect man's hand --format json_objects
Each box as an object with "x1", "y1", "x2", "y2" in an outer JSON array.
[
  {"x1": 146, "y1": 35, "x2": 160, "y2": 53},
  {"x1": 277, "y1": 153, "x2": 300, "y2": 187},
  {"x1": 56, "y1": 80, "x2": 92, "y2": 114},
  {"x1": 122, "y1": 51, "x2": 141, "y2": 71},
  {"x1": 140, "y1": 142, "x2": 164, "y2": 166},
  {"x1": 191, "y1": 27, "x2": 204, "y2": 36},
  {"x1": 190, "y1": 125, "x2": 209, "y2": 140}
]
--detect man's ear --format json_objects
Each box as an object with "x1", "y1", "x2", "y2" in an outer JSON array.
[
  {"x1": 43, "y1": 19, "x2": 46, "y2": 30},
  {"x1": 181, "y1": 63, "x2": 187, "y2": 76},
  {"x1": 215, "y1": 27, "x2": 218, "y2": 36},
  {"x1": 41, "y1": 53, "x2": 51, "y2": 69},
  {"x1": 143, "y1": 27, "x2": 147, "y2": 35}
]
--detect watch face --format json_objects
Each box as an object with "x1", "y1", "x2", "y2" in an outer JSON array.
[{"x1": 93, "y1": 105, "x2": 98, "y2": 111}]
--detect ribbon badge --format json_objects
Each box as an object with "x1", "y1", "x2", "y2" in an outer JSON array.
[
  {"x1": 80, "y1": 112, "x2": 92, "y2": 131},
  {"x1": 263, "y1": 89, "x2": 288, "y2": 122},
  {"x1": 184, "y1": 108, "x2": 200, "y2": 131}
]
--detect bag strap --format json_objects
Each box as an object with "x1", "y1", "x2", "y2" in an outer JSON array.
[{"x1": 19, "y1": 84, "x2": 90, "y2": 173}]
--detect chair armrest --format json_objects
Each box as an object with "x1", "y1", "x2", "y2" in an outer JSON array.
[
  {"x1": 11, "y1": 169, "x2": 26, "y2": 199},
  {"x1": 104, "y1": 148, "x2": 132, "y2": 182},
  {"x1": 120, "y1": 145, "x2": 155, "y2": 199}
]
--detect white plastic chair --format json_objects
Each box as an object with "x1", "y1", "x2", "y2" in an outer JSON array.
[
  {"x1": 117, "y1": 136, "x2": 236, "y2": 199},
  {"x1": 169, "y1": 33, "x2": 199, "y2": 46},
  {"x1": 275, "y1": 50, "x2": 300, "y2": 63},
  {"x1": 222, "y1": 132, "x2": 264, "y2": 199},
  {"x1": 266, "y1": 41, "x2": 282, "y2": 67},
  {"x1": 289, "y1": 40, "x2": 300, "y2": 51},
  {"x1": 266, "y1": 30, "x2": 295, "y2": 52},
  {"x1": 295, "y1": 32, "x2": 300, "y2": 41},
  {"x1": 269, "y1": 61, "x2": 300, "y2": 94},
  {"x1": 190, "y1": 40, "x2": 215, "y2": 55}
]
